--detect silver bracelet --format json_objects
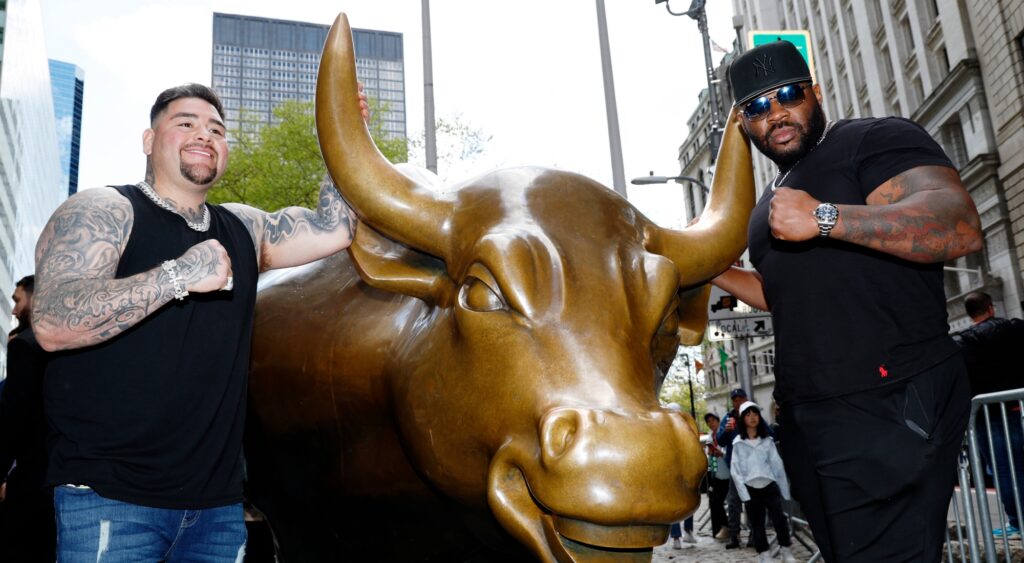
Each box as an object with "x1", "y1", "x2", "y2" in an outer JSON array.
[{"x1": 161, "y1": 259, "x2": 189, "y2": 301}]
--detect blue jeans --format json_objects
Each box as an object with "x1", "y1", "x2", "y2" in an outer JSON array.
[
  {"x1": 54, "y1": 486, "x2": 246, "y2": 562},
  {"x1": 977, "y1": 409, "x2": 1024, "y2": 529}
]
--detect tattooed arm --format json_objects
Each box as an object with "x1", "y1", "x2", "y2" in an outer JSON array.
[
  {"x1": 223, "y1": 180, "x2": 357, "y2": 272},
  {"x1": 33, "y1": 188, "x2": 232, "y2": 352},
  {"x1": 769, "y1": 165, "x2": 982, "y2": 263}
]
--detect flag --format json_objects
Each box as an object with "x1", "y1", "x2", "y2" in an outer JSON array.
[
  {"x1": 694, "y1": 359, "x2": 704, "y2": 372},
  {"x1": 711, "y1": 39, "x2": 729, "y2": 54},
  {"x1": 718, "y1": 346, "x2": 729, "y2": 378}
]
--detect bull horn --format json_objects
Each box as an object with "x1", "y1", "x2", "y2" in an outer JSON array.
[
  {"x1": 317, "y1": 13, "x2": 453, "y2": 259},
  {"x1": 646, "y1": 111, "x2": 755, "y2": 287}
]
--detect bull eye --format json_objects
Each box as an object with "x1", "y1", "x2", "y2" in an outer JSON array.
[{"x1": 459, "y1": 276, "x2": 506, "y2": 312}]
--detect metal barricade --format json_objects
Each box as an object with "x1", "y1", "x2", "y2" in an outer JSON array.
[{"x1": 945, "y1": 389, "x2": 1024, "y2": 563}]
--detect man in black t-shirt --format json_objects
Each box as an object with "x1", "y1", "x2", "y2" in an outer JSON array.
[{"x1": 711, "y1": 41, "x2": 983, "y2": 562}]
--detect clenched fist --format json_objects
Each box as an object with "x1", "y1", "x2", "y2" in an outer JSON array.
[
  {"x1": 176, "y1": 239, "x2": 233, "y2": 293},
  {"x1": 769, "y1": 187, "x2": 822, "y2": 242}
]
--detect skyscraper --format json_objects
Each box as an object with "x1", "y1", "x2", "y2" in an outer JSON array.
[
  {"x1": 0, "y1": 0, "x2": 65, "y2": 371},
  {"x1": 49, "y1": 59, "x2": 85, "y2": 197},
  {"x1": 211, "y1": 12, "x2": 406, "y2": 141}
]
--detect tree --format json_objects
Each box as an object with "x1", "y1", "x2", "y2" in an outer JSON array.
[
  {"x1": 207, "y1": 99, "x2": 407, "y2": 209},
  {"x1": 660, "y1": 347, "x2": 711, "y2": 432},
  {"x1": 407, "y1": 114, "x2": 491, "y2": 182}
]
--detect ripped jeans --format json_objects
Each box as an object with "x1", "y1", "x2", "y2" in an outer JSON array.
[{"x1": 54, "y1": 486, "x2": 246, "y2": 563}]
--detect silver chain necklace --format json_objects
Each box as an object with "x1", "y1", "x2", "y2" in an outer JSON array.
[
  {"x1": 772, "y1": 120, "x2": 836, "y2": 191},
  {"x1": 136, "y1": 181, "x2": 210, "y2": 232}
]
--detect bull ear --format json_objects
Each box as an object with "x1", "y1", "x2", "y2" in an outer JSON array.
[
  {"x1": 349, "y1": 224, "x2": 457, "y2": 306},
  {"x1": 677, "y1": 284, "x2": 712, "y2": 345}
]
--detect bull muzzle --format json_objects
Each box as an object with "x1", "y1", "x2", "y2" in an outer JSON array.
[{"x1": 487, "y1": 407, "x2": 706, "y2": 562}]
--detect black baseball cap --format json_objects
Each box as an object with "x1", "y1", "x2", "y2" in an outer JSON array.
[
  {"x1": 730, "y1": 388, "x2": 747, "y2": 399},
  {"x1": 729, "y1": 40, "x2": 812, "y2": 106}
]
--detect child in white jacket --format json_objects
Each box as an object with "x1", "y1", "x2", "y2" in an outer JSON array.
[{"x1": 731, "y1": 401, "x2": 797, "y2": 563}]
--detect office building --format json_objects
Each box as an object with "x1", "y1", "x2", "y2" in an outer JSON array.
[
  {"x1": 211, "y1": 12, "x2": 406, "y2": 141},
  {"x1": 0, "y1": 0, "x2": 65, "y2": 372},
  {"x1": 677, "y1": 1, "x2": 1024, "y2": 406},
  {"x1": 49, "y1": 59, "x2": 84, "y2": 197}
]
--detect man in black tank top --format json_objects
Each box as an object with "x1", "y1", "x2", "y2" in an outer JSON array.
[
  {"x1": 709, "y1": 42, "x2": 983, "y2": 562},
  {"x1": 32, "y1": 84, "x2": 368, "y2": 561}
]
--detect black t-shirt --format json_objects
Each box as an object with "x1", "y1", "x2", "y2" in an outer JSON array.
[
  {"x1": 45, "y1": 185, "x2": 258, "y2": 509},
  {"x1": 749, "y1": 117, "x2": 960, "y2": 405}
]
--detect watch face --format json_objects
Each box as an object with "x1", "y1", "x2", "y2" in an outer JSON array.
[{"x1": 815, "y1": 204, "x2": 838, "y2": 225}]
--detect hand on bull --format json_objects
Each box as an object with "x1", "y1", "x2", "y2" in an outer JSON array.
[
  {"x1": 769, "y1": 187, "x2": 821, "y2": 242},
  {"x1": 175, "y1": 239, "x2": 234, "y2": 294},
  {"x1": 357, "y1": 81, "x2": 370, "y2": 122}
]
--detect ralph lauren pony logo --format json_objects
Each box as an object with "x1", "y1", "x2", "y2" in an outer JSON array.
[{"x1": 752, "y1": 54, "x2": 775, "y2": 77}]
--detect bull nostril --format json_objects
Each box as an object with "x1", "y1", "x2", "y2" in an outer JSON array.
[{"x1": 540, "y1": 409, "x2": 582, "y2": 467}]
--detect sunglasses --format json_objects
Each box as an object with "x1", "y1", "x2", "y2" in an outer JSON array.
[{"x1": 740, "y1": 83, "x2": 812, "y2": 121}]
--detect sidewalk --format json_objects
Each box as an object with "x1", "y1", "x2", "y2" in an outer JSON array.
[{"x1": 652, "y1": 506, "x2": 818, "y2": 563}]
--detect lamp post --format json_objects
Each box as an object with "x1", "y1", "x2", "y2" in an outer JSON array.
[
  {"x1": 680, "y1": 353, "x2": 697, "y2": 420},
  {"x1": 630, "y1": 173, "x2": 708, "y2": 193},
  {"x1": 654, "y1": 0, "x2": 723, "y2": 160}
]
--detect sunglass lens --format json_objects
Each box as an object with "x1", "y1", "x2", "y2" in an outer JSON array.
[
  {"x1": 743, "y1": 98, "x2": 771, "y2": 120},
  {"x1": 777, "y1": 84, "x2": 807, "y2": 106}
]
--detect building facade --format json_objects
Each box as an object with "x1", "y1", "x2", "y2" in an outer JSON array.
[
  {"x1": 49, "y1": 59, "x2": 84, "y2": 197},
  {"x1": 211, "y1": 13, "x2": 406, "y2": 141},
  {"x1": 0, "y1": 0, "x2": 65, "y2": 373},
  {"x1": 682, "y1": 0, "x2": 1024, "y2": 409}
]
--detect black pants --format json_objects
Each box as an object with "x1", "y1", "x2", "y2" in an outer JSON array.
[
  {"x1": 778, "y1": 354, "x2": 970, "y2": 563},
  {"x1": 707, "y1": 476, "x2": 730, "y2": 535},
  {"x1": 745, "y1": 482, "x2": 792, "y2": 553}
]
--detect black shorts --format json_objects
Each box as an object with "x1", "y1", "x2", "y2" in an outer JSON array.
[{"x1": 778, "y1": 354, "x2": 970, "y2": 563}]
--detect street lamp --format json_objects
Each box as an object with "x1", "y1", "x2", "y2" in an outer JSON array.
[
  {"x1": 654, "y1": 0, "x2": 723, "y2": 161},
  {"x1": 680, "y1": 353, "x2": 697, "y2": 420},
  {"x1": 630, "y1": 173, "x2": 708, "y2": 193}
]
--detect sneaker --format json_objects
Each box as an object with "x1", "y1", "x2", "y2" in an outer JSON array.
[
  {"x1": 993, "y1": 525, "x2": 1021, "y2": 538},
  {"x1": 681, "y1": 530, "x2": 696, "y2": 543},
  {"x1": 780, "y1": 545, "x2": 798, "y2": 563},
  {"x1": 725, "y1": 536, "x2": 741, "y2": 549},
  {"x1": 758, "y1": 552, "x2": 775, "y2": 563},
  {"x1": 714, "y1": 528, "x2": 731, "y2": 541},
  {"x1": 672, "y1": 537, "x2": 682, "y2": 549}
]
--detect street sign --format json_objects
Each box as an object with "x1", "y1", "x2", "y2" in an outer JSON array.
[
  {"x1": 708, "y1": 313, "x2": 774, "y2": 341},
  {"x1": 747, "y1": 30, "x2": 817, "y2": 84}
]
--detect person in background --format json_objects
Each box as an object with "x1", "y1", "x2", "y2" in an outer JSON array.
[
  {"x1": 730, "y1": 401, "x2": 796, "y2": 563},
  {"x1": 665, "y1": 403, "x2": 697, "y2": 548},
  {"x1": 716, "y1": 388, "x2": 750, "y2": 549},
  {"x1": 704, "y1": 412, "x2": 730, "y2": 541},
  {"x1": 954, "y1": 291, "x2": 1024, "y2": 538},
  {"x1": 0, "y1": 275, "x2": 54, "y2": 561}
]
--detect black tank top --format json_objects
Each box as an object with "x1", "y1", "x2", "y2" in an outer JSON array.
[{"x1": 45, "y1": 184, "x2": 258, "y2": 509}]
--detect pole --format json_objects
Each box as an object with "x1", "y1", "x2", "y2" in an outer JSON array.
[
  {"x1": 594, "y1": 0, "x2": 628, "y2": 198},
  {"x1": 695, "y1": 9, "x2": 721, "y2": 131},
  {"x1": 421, "y1": 0, "x2": 438, "y2": 174},
  {"x1": 686, "y1": 360, "x2": 697, "y2": 420},
  {"x1": 736, "y1": 337, "x2": 753, "y2": 399},
  {"x1": 732, "y1": 14, "x2": 746, "y2": 54}
]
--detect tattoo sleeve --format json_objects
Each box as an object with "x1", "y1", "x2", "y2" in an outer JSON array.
[
  {"x1": 225, "y1": 181, "x2": 357, "y2": 271},
  {"x1": 834, "y1": 165, "x2": 983, "y2": 263},
  {"x1": 33, "y1": 190, "x2": 179, "y2": 351}
]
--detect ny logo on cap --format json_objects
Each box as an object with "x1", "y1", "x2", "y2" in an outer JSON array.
[{"x1": 752, "y1": 54, "x2": 775, "y2": 77}]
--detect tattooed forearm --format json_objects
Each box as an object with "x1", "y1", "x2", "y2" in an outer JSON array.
[
  {"x1": 224, "y1": 181, "x2": 358, "y2": 271},
  {"x1": 33, "y1": 189, "x2": 181, "y2": 351},
  {"x1": 833, "y1": 166, "x2": 982, "y2": 263}
]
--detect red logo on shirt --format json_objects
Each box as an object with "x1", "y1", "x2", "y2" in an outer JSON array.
[{"x1": 879, "y1": 365, "x2": 889, "y2": 378}]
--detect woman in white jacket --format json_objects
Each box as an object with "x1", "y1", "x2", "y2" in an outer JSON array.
[{"x1": 731, "y1": 401, "x2": 797, "y2": 563}]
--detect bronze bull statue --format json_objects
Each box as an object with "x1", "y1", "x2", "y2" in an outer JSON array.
[{"x1": 245, "y1": 13, "x2": 754, "y2": 562}]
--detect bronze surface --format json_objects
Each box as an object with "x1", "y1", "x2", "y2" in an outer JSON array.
[{"x1": 245, "y1": 13, "x2": 754, "y2": 562}]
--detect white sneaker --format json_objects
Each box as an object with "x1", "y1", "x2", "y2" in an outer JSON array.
[
  {"x1": 758, "y1": 552, "x2": 776, "y2": 563},
  {"x1": 682, "y1": 530, "x2": 696, "y2": 543},
  {"x1": 672, "y1": 537, "x2": 681, "y2": 549},
  {"x1": 780, "y1": 546, "x2": 797, "y2": 563}
]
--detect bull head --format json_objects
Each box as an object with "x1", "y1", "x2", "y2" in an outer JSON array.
[{"x1": 315, "y1": 13, "x2": 754, "y2": 562}]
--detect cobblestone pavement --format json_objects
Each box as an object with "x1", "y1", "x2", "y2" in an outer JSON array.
[{"x1": 651, "y1": 506, "x2": 818, "y2": 563}]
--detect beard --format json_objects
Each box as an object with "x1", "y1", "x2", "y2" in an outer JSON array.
[
  {"x1": 749, "y1": 102, "x2": 827, "y2": 168},
  {"x1": 180, "y1": 161, "x2": 219, "y2": 185}
]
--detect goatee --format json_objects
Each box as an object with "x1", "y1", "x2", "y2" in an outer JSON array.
[
  {"x1": 750, "y1": 103, "x2": 827, "y2": 168},
  {"x1": 180, "y1": 163, "x2": 219, "y2": 186}
]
